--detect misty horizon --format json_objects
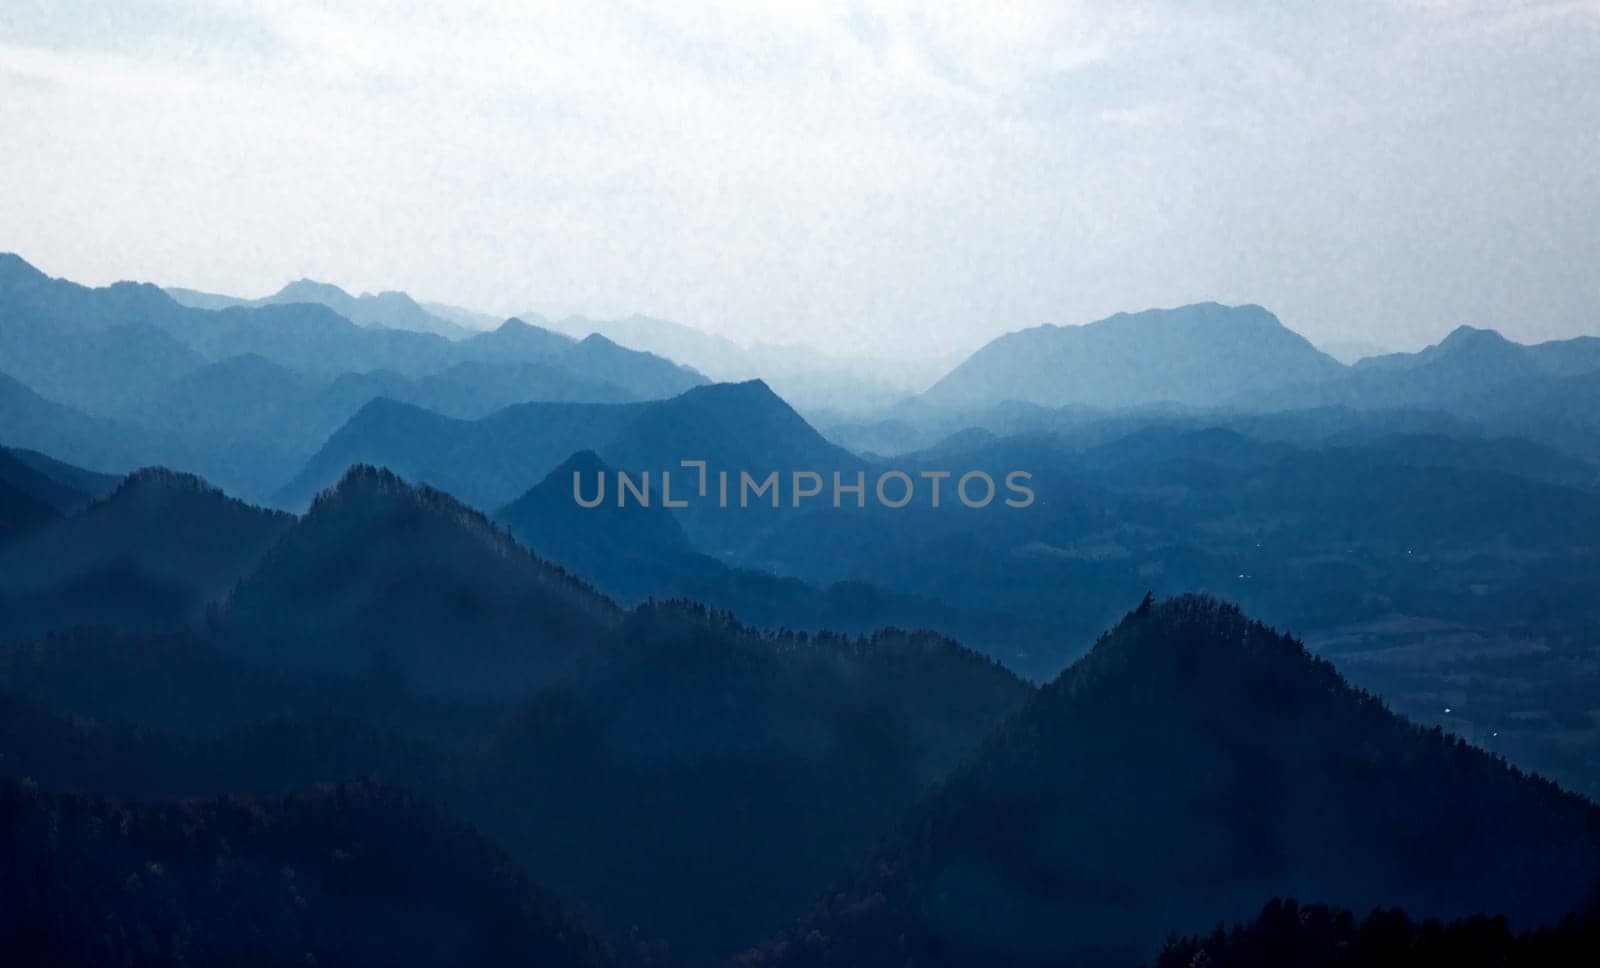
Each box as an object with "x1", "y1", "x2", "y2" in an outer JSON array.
[
  {"x1": 5, "y1": 1, "x2": 1598, "y2": 358},
  {"x1": 5, "y1": 248, "x2": 1583, "y2": 369}
]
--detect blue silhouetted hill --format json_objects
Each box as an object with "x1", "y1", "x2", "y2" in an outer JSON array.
[
  {"x1": 924, "y1": 303, "x2": 1344, "y2": 410},
  {"x1": 279, "y1": 379, "x2": 861, "y2": 514},
  {"x1": 481, "y1": 599, "x2": 1030, "y2": 961},
  {"x1": 496, "y1": 450, "x2": 1033, "y2": 650},
  {"x1": 213, "y1": 465, "x2": 618, "y2": 699},
  {"x1": 742, "y1": 595, "x2": 1600, "y2": 968},
  {"x1": 0, "y1": 467, "x2": 292, "y2": 642}
]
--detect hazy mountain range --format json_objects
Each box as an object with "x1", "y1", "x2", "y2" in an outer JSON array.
[
  {"x1": 275, "y1": 379, "x2": 860, "y2": 514},
  {"x1": 180, "y1": 274, "x2": 954, "y2": 411},
  {"x1": 532, "y1": 311, "x2": 960, "y2": 412},
  {"x1": 1, "y1": 254, "x2": 705, "y2": 499},
  {"x1": 4, "y1": 252, "x2": 1600, "y2": 965},
  {"x1": 167, "y1": 278, "x2": 475, "y2": 339}
]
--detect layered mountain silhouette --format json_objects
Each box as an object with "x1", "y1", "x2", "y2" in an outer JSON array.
[
  {"x1": 0, "y1": 468, "x2": 291, "y2": 643},
  {"x1": 277, "y1": 397, "x2": 648, "y2": 511},
  {"x1": 735, "y1": 411, "x2": 1600, "y2": 681},
  {"x1": 496, "y1": 450, "x2": 1030, "y2": 651},
  {"x1": 1, "y1": 255, "x2": 706, "y2": 498},
  {"x1": 912, "y1": 307, "x2": 1600, "y2": 465},
  {"x1": 0, "y1": 444, "x2": 113, "y2": 538},
  {"x1": 0, "y1": 595, "x2": 1029, "y2": 963},
  {"x1": 168, "y1": 277, "x2": 475, "y2": 339},
  {"x1": 2, "y1": 472, "x2": 1596, "y2": 966},
  {"x1": 1271, "y1": 325, "x2": 1558, "y2": 412},
  {"x1": 213, "y1": 466, "x2": 618, "y2": 699},
  {"x1": 497, "y1": 449, "x2": 692, "y2": 589},
  {"x1": 118, "y1": 351, "x2": 651, "y2": 500},
  {"x1": 602, "y1": 378, "x2": 860, "y2": 473},
  {"x1": 741, "y1": 596, "x2": 1600, "y2": 967},
  {"x1": 7, "y1": 250, "x2": 1600, "y2": 965},
  {"x1": 1, "y1": 446, "x2": 118, "y2": 508},
  {"x1": 279, "y1": 379, "x2": 860, "y2": 515},
  {"x1": 924, "y1": 303, "x2": 1345, "y2": 409},
  {"x1": 537, "y1": 312, "x2": 946, "y2": 412},
  {"x1": 479, "y1": 601, "x2": 1030, "y2": 961},
  {"x1": 0, "y1": 373, "x2": 156, "y2": 474}
]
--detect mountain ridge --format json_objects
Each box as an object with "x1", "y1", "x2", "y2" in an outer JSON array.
[
  {"x1": 742, "y1": 594, "x2": 1600, "y2": 967},
  {"x1": 214, "y1": 464, "x2": 619, "y2": 699},
  {"x1": 167, "y1": 276, "x2": 473, "y2": 339},
  {"x1": 924, "y1": 303, "x2": 1345, "y2": 410}
]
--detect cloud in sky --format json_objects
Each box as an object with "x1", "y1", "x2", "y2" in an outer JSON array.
[{"x1": 2, "y1": 0, "x2": 1597, "y2": 355}]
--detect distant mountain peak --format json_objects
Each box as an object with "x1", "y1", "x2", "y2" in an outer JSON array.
[
  {"x1": 1436, "y1": 324, "x2": 1516, "y2": 352},
  {"x1": 644, "y1": 377, "x2": 798, "y2": 421},
  {"x1": 275, "y1": 278, "x2": 351, "y2": 302},
  {"x1": 339, "y1": 394, "x2": 442, "y2": 429},
  {"x1": 925, "y1": 302, "x2": 1340, "y2": 410},
  {"x1": 1361, "y1": 324, "x2": 1535, "y2": 379},
  {"x1": 364, "y1": 289, "x2": 427, "y2": 311},
  {"x1": 1089, "y1": 301, "x2": 1276, "y2": 329},
  {"x1": 496, "y1": 448, "x2": 693, "y2": 571}
]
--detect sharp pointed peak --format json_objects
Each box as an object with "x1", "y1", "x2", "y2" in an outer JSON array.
[
  {"x1": 1040, "y1": 593, "x2": 1341, "y2": 704},
  {"x1": 549, "y1": 449, "x2": 613, "y2": 474},
  {"x1": 495, "y1": 316, "x2": 559, "y2": 334}
]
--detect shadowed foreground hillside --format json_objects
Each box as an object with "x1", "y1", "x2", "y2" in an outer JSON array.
[
  {"x1": 0, "y1": 467, "x2": 292, "y2": 642},
  {"x1": 482, "y1": 601, "x2": 1030, "y2": 960},
  {"x1": 213, "y1": 465, "x2": 618, "y2": 700},
  {"x1": 0, "y1": 779, "x2": 616, "y2": 968},
  {"x1": 740, "y1": 595, "x2": 1600, "y2": 968},
  {"x1": 0, "y1": 599, "x2": 1033, "y2": 964}
]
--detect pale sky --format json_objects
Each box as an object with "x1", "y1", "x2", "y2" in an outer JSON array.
[{"x1": 2, "y1": 0, "x2": 1597, "y2": 357}]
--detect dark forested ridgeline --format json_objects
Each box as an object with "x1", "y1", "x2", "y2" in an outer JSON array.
[
  {"x1": 737, "y1": 596, "x2": 1600, "y2": 968},
  {"x1": 4, "y1": 589, "x2": 1597, "y2": 964}
]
